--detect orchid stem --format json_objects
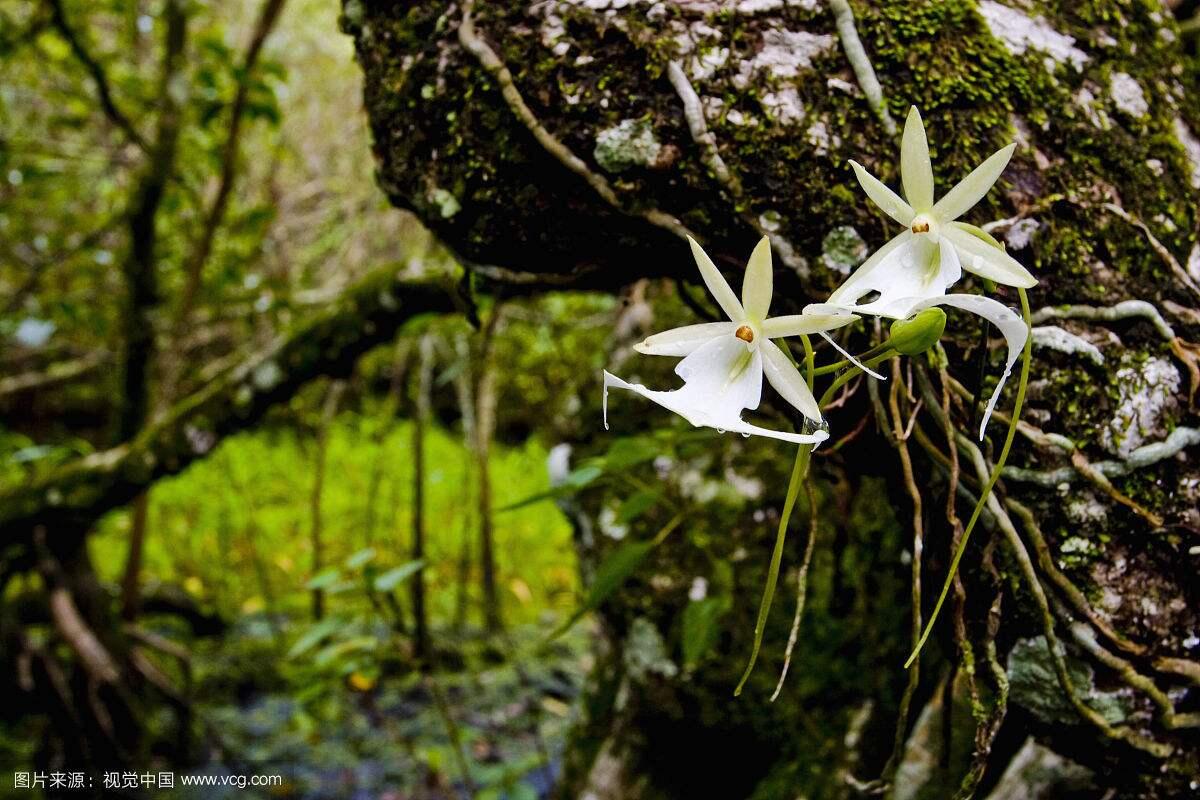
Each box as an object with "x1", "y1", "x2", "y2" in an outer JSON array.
[
  {"x1": 735, "y1": 442, "x2": 811, "y2": 696},
  {"x1": 735, "y1": 335, "x2": 818, "y2": 697},
  {"x1": 801, "y1": 334, "x2": 815, "y2": 387},
  {"x1": 819, "y1": 351, "x2": 896, "y2": 406},
  {"x1": 904, "y1": 288, "x2": 1032, "y2": 668},
  {"x1": 735, "y1": 347, "x2": 889, "y2": 696}
]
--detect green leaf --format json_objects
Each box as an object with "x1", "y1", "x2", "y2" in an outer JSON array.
[
  {"x1": 345, "y1": 547, "x2": 377, "y2": 570},
  {"x1": 617, "y1": 490, "x2": 660, "y2": 524},
  {"x1": 601, "y1": 436, "x2": 660, "y2": 470},
  {"x1": 305, "y1": 567, "x2": 342, "y2": 590},
  {"x1": 681, "y1": 597, "x2": 728, "y2": 669},
  {"x1": 564, "y1": 464, "x2": 604, "y2": 488},
  {"x1": 313, "y1": 636, "x2": 378, "y2": 667},
  {"x1": 548, "y1": 517, "x2": 679, "y2": 641},
  {"x1": 373, "y1": 560, "x2": 425, "y2": 592},
  {"x1": 498, "y1": 465, "x2": 602, "y2": 511},
  {"x1": 287, "y1": 617, "x2": 343, "y2": 659},
  {"x1": 507, "y1": 783, "x2": 538, "y2": 800}
]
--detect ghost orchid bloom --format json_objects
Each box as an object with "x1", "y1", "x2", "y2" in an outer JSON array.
[
  {"x1": 814, "y1": 106, "x2": 1038, "y2": 438},
  {"x1": 604, "y1": 237, "x2": 858, "y2": 445}
]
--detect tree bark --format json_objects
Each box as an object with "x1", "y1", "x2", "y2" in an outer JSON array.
[{"x1": 347, "y1": 2, "x2": 1200, "y2": 796}]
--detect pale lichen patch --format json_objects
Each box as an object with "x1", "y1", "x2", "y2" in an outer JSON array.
[
  {"x1": 821, "y1": 226, "x2": 867, "y2": 275},
  {"x1": 1073, "y1": 86, "x2": 1110, "y2": 130},
  {"x1": 1172, "y1": 117, "x2": 1200, "y2": 190},
  {"x1": 760, "y1": 87, "x2": 806, "y2": 126},
  {"x1": 731, "y1": 28, "x2": 835, "y2": 89},
  {"x1": 1065, "y1": 492, "x2": 1108, "y2": 525},
  {"x1": 428, "y1": 187, "x2": 461, "y2": 218},
  {"x1": 1108, "y1": 72, "x2": 1148, "y2": 119},
  {"x1": 978, "y1": 1, "x2": 1090, "y2": 73},
  {"x1": 1004, "y1": 218, "x2": 1040, "y2": 250},
  {"x1": 1101, "y1": 356, "x2": 1180, "y2": 458},
  {"x1": 734, "y1": 0, "x2": 818, "y2": 13},
  {"x1": 593, "y1": 118, "x2": 662, "y2": 173},
  {"x1": 805, "y1": 117, "x2": 838, "y2": 156},
  {"x1": 598, "y1": 504, "x2": 629, "y2": 540},
  {"x1": 623, "y1": 617, "x2": 678, "y2": 681},
  {"x1": 251, "y1": 361, "x2": 283, "y2": 392}
]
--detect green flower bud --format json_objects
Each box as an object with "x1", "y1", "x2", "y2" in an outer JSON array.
[{"x1": 888, "y1": 308, "x2": 947, "y2": 356}]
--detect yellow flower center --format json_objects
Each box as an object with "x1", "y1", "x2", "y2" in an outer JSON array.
[{"x1": 735, "y1": 325, "x2": 755, "y2": 343}]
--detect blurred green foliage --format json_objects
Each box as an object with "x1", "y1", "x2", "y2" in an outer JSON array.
[{"x1": 90, "y1": 408, "x2": 579, "y2": 626}]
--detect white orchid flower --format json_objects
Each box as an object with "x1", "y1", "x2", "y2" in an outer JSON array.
[
  {"x1": 604, "y1": 237, "x2": 858, "y2": 445},
  {"x1": 815, "y1": 106, "x2": 1038, "y2": 438}
]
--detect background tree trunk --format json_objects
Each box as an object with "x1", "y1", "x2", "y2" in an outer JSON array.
[
  {"x1": 309, "y1": 380, "x2": 346, "y2": 621},
  {"x1": 347, "y1": 1, "x2": 1200, "y2": 797},
  {"x1": 412, "y1": 335, "x2": 435, "y2": 661},
  {"x1": 475, "y1": 306, "x2": 506, "y2": 634}
]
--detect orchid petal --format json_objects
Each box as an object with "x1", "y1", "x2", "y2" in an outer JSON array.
[
  {"x1": 908, "y1": 293, "x2": 1028, "y2": 439},
  {"x1": 673, "y1": 335, "x2": 763, "y2": 412},
  {"x1": 826, "y1": 230, "x2": 912, "y2": 309},
  {"x1": 742, "y1": 236, "x2": 774, "y2": 322},
  {"x1": 603, "y1": 341, "x2": 828, "y2": 445},
  {"x1": 762, "y1": 312, "x2": 856, "y2": 339},
  {"x1": 603, "y1": 336, "x2": 759, "y2": 429},
  {"x1": 727, "y1": 418, "x2": 829, "y2": 445},
  {"x1": 635, "y1": 322, "x2": 736, "y2": 357},
  {"x1": 817, "y1": 330, "x2": 886, "y2": 380},
  {"x1": 825, "y1": 232, "x2": 952, "y2": 319},
  {"x1": 901, "y1": 106, "x2": 934, "y2": 212},
  {"x1": 943, "y1": 224, "x2": 1036, "y2": 288},
  {"x1": 932, "y1": 143, "x2": 1016, "y2": 222},
  {"x1": 689, "y1": 236, "x2": 744, "y2": 321},
  {"x1": 760, "y1": 339, "x2": 822, "y2": 422},
  {"x1": 849, "y1": 160, "x2": 915, "y2": 227},
  {"x1": 936, "y1": 237, "x2": 963, "y2": 288},
  {"x1": 802, "y1": 302, "x2": 850, "y2": 316}
]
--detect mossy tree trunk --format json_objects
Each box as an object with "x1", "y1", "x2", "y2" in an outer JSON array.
[{"x1": 346, "y1": 1, "x2": 1200, "y2": 796}]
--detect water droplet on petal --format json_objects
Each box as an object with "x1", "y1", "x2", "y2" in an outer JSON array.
[{"x1": 741, "y1": 432, "x2": 751, "y2": 438}]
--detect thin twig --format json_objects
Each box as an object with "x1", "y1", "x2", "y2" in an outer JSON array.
[
  {"x1": 1097, "y1": 202, "x2": 1200, "y2": 300},
  {"x1": 828, "y1": 0, "x2": 897, "y2": 136},
  {"x1": 171, "y1": 0, "x2": 289, "y2": 340},
  {"x1": 47, "y1": 0, "x2": 148, "y2": 151},
  {"x1": 665, "y1": 60, "x2": 809, "y2": 277},
  {"x1": 1005, "y1": 499, "x2": 1147, "y2": 658},
  {"x1": 770, "y1": 479, "x2": 820, "y2": 701},
  {"x1": 877, "y1": 356, "x2": 922, "y2": 785},
  {"x1": 458, "y1": 2, "x2": 694, "y2": 243}
]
